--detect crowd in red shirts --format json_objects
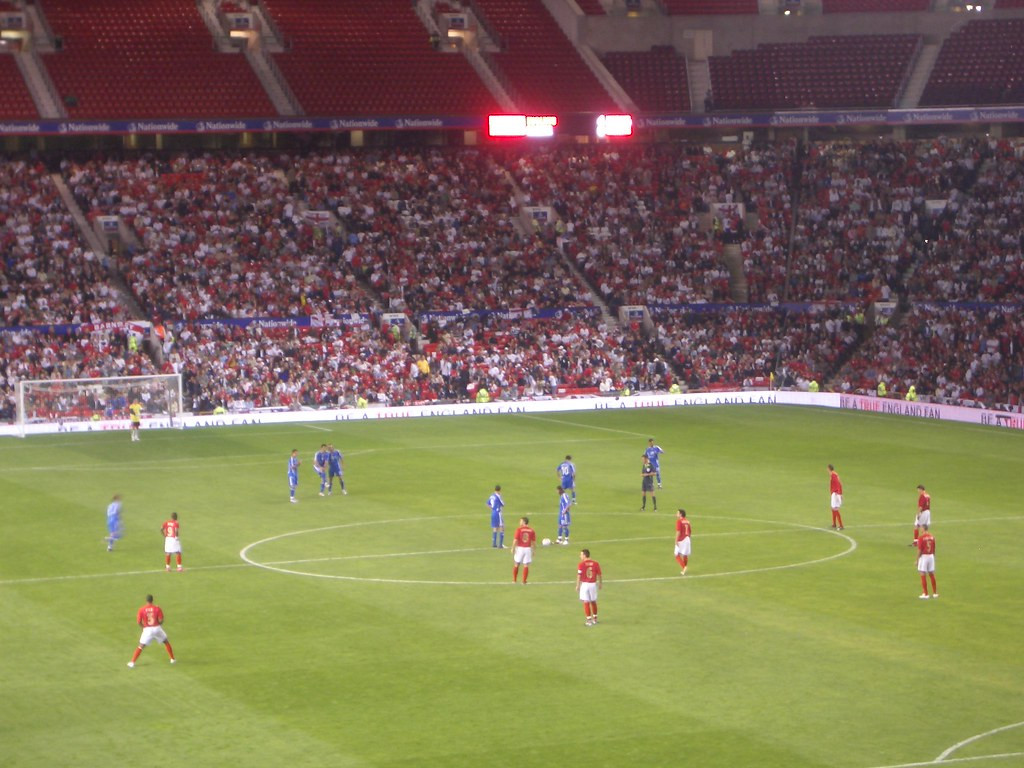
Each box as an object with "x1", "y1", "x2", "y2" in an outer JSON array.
[
  {"x1": 907, "y1": 138, "x2": 1024, "y2": 302},
  {"x1": 160, "y1": 311, "x2": 661, "y2": 412},
  {"x1": 653, "y1": 304, "x2": 862, "y2": 391},
  {"x1": 3, "y1": 137, "x2": 1023, "y2": 422},
  {"x1": 1, "y1": 159, "x2": 129, "y2": 326},
  {"x1": 505, "y1": 142, "x2": 795, "y2": 308},
  {"x1": 834, "y1": 304, "x2": 1024, "y2": 408}
]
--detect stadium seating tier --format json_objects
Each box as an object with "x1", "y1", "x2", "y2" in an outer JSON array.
[
  {"x1": 40, "y1": 0, "x2": 275, "y2": 119},
  {"x1": 262, "y1": 0, "x2": 499, "y2": 116}
]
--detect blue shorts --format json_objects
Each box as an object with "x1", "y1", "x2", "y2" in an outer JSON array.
[
  {"x1": 491, "y1": 512, "x2": 504, "y2": 528},
  {"x1": 561, "y1": 478, "x2": 574, "y2": 490}
]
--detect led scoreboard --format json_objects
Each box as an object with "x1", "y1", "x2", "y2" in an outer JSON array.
[
  {"x1": 596, "y1": 114, "x2": 633, "y2": 138},
  {"x1": 486, "y1": 114, "x2": 633, "y2": 139},
  {"x1": 487, "y1": 114, "x2": 558, "y2": 138}
]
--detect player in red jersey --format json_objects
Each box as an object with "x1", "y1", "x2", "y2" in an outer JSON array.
[
  {"x1": 512, "y1": 517, "x2": 537, "y2": 584},
  {"x1": 916, "y1": 530, "x2": 938, "y2": 599},
  {"x1": 127, "y1": 594, "x2": 175, "y2": 667},
  {"x1": 674, "y1": 509, "x2": 692, "y2": 575},
  {"x1": 162, "y1": 512, "x2": 183, "y2": 571},
  {"x1": 828, "y1": 464, "x2": 844, "y2": 530},
  {"x1": 576, "y1": 548, "x2": 603, "y2": 626},
  {"x1": 913, "y1": 484, "x2": 931, "y2": 546}
]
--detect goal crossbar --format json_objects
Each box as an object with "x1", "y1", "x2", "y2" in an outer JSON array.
[{"x1": 15, "y1": 373, "x2": 184, "y2": 438}]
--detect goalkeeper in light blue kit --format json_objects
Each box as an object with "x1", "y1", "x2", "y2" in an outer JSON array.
[
  {"x1": 313, "y1": 443, "x2": 330, "y2": 497},
  {"x1": 556, "y1": 486, "x2": 572, "y2": 546},
  {"x1": 105, "y1": 494, "x2": 123, "y2": 551}
]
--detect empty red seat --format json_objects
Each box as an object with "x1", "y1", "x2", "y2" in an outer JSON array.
[{"x1": 40, "y1": 0, "x2": 275, "y2": 118}]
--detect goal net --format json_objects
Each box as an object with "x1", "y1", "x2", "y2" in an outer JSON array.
[{"x1": 15, "y1": 373, "x2": 184, "y2": 437}]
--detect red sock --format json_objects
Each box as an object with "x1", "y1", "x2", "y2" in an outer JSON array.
[
  {"x1": 523, "y1": 566, "x2": 529, "y2": 584},
  {"x1": 164, "y1": 641, "x2": 175, "y2": 660},
  {"x1": 130, "y1": 646, "x2": 142, "y2": 663},
  {"x1": 835, "y1": 512, "x2": 844, "y2": 528},
  {"x1": 591, "y1": 602, "x2": 598, "y2": 620},
  {"x1": 675, "y1": 555, "x2": 685, "y2": 568},
  {"x1": 583, "y1": 603, "x2": 591, "y2": 618},
  {"x1": 930, "y1": 574, "x2": 937, "y2": 593},
  {"x1": 512, "y1": 565, "x2": 519, "y2": 582},
  {"x1": 176, "y1": 554, "x2": 182, "y2": 567},
  {"x1": 165, "y1": 554, "x2": 170, "y2": 566},
  {"x1": 920, "y1": 573, "x2": 928, "y2": 595},
  {"x1": 914, "y1": 529, "x2": 919, "y2": 542}
]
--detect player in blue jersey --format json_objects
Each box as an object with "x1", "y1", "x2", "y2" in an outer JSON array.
[
  {"x1": 645, "y1": 438, "x2": 665, "y2": 489},
  {"x1": 327, "y1": 444, "x2": 346, "y2": 496},
  {"x1": 104, "y1": 494, "x2": 123, "y2": 551},
  {"x1": 313, "y1": 443, "x2": 329, "y2": 497},
  {"x1": 558, "y1": 455, "x2": 577, "y2": 504},
  {"x1": 288, "y1": 449, "x2": 300, "y2": 503},
  {"x1": 556, "y1": 486, "x2": 572, "y2": 546},
  {"x1": 488, "y1": 484, "x2": 505, "y2": 548}
]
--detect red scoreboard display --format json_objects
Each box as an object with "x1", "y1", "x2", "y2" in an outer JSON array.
[{"x1": 487, "y1": 114, "x2": 633, "y2": 139}]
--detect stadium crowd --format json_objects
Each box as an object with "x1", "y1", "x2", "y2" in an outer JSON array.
[
  {"x1": 505, "y1": 142, "x2": 795, "y2": 307},
  {"x1": 161, "y1": 311, "x2": 660, "y2": 412},
  {"x1": 1, "y1": 159, "x2": 129, "y2": 327},
  {"x1": 3, "y1": 136, "x2": 1023, "y2": 422},
  {"x1": 652, "y1": 304, "x2": 863, "y2": 391},
  {"x1": 789, "y1": 136, "x2": 989, "y2": 303},
  {"x1": 834, "y1": 304, "x2": 1024, "y2": 409}
]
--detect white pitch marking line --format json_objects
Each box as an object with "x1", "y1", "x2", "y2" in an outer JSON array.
[
  {"x1": 0, "y1": 562, "x2": 246, "y2": 586},
  {"x1": 865, "y1": 753, "x2": 1024, "y2": 768},
  {"x1": 862, "y1": 721, "x2": 1024, "y2": 768},
  {"x1": 0, "y1": 437, "x2": 619, "y2": 473},
  {"x1": 800, "y1": 516, "x2": 1024, "y2": 532},
  {"x1": 3, "y1": 515, "x2": 1018, "y2": 588},
  {"x1": 256, "y1": 527, "x2": 827, "y2": 568},
  {"x1": 0, "y1": 526, "x2": 830, "y2": 585},
  {"x1": 239, "y1": 516, "x2": 856, "y2": 585},
  {"x1": 261, "y1": 527, "x2": 830, "y2": 569},
  {"x1": 262, "y1": 546, "x2": 496, "y2": 565},
  {"x1": 301, "y1": 424, "x2": 333, "y2": 432},
  {"x1": 519, "y1": 413, "x2": 650, "y2": 438},
  {"x1": 936, "y1": 722, "x2": 1024, "y2": 762}
]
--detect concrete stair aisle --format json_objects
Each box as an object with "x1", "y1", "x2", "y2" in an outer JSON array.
[
  {"x1": 722, "y1": 242, "x2": 748, "y2": 303},
  {"x1": 15, "y1": 49, "x2": 65, "y2": 118},
  {"x1": 50, "y1": 172, "x2": 148, "y2": 322},
  {"x1": 689, "y1": 58, "x2": 711, "y2": 113},
  {"x1": 899, "y1": 41, "x2": 940, "y2": 108}
]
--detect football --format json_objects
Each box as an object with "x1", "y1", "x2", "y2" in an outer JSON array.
[{"x1": 541, "y1": 538, "x2": 552, "y2": 547}]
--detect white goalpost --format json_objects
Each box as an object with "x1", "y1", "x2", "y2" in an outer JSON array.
[{"x1": 15, "y1": 373, "x2": 184, "y2": 438}]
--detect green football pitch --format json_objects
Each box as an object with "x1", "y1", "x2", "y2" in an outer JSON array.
[{"x1": 2, "y1": 405, "x2": 1022, "y2": 768}]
